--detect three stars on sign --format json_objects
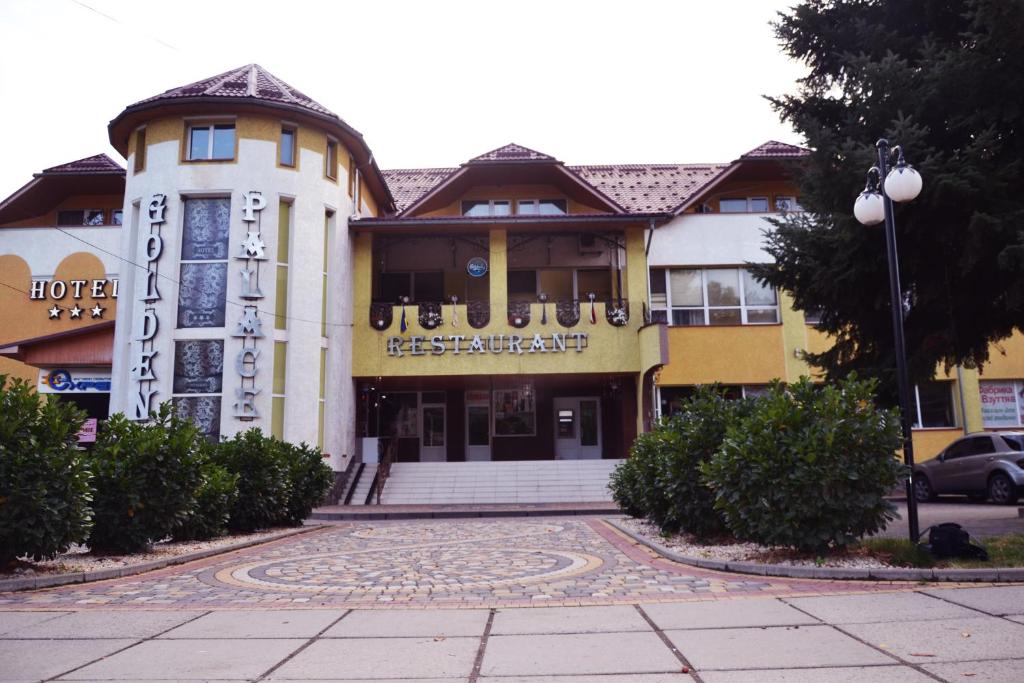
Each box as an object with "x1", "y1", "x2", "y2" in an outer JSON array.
[{"x1": 46, "y1": 304, "x2": 105, "y2": 319}]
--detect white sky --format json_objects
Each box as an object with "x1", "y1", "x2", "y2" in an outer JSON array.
[{"x1": 0, "y1": 0, "x2": 807, "y2": 198}]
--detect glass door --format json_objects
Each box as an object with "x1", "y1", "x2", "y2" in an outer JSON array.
[{"x1": 420, "y1": 392, "x2": 446, "y2": 462}]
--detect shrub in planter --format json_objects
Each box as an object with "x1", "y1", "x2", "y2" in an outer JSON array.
[
  {"x1": 87, "y1": 404, "x2": 205, "y2": 553},
  {"x1": 610, "y1": 429, "x2": 672, "y2": 521},
  {"x1": 172, "y1": 448, "x2": 238, "y2": 542},
  {"x1": 608, "y1": 453, "x2": 647, "y2": 518},
  {"x1": 655, "y1": 388, "x2": 753, "y2": 538},
  {"x1": 281, "y1": 442, "x2": 333, "y2": 526},
  {"x1": 212, "y1": 428, "x2": 290, "y2": 532},
  {"x1": 702, "y1": 376, "x2": 904, "y2": 552},
  {"x1": 0, "y1": 376, "x2": 92, "y2": 565}
]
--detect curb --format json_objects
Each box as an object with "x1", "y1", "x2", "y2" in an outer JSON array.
[
  {"x1": 604, "y1": 518, "x2": 1023, "y2": 583},
  {"x1": 0, "y1": 525, "x2": 323, "y2": 594},
  {"x1": 309, "y1": 506, "x2": 621, "y2": 521}
]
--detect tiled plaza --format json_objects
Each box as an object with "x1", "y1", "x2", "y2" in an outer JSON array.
[{"x1": 1, "y1": 518, "x2": 925, "y2": 609}]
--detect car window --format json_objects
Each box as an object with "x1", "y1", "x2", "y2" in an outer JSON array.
[
  {"x1": 943, "y1": 440, "x2": 972, "y2": 460},
  {"x1": 966, "y1": 436, "x2": 996, "y2": 455},
  {"x1": 1001, "y1": 435, "x2": 1023, "y2": 452}
]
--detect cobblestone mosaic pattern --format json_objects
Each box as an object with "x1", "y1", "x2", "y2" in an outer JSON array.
[{"x1": 0, "y1": 519, "x2": 922, "y2": 609}]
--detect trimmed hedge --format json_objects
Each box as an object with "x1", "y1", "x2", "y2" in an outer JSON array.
[{"x1": 0, "y1": 376, "x2": 93, "y2": 565}]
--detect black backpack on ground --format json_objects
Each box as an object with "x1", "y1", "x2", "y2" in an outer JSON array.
[{"x1": 921, "y1": 523, "x2": 989, "y2": 561}]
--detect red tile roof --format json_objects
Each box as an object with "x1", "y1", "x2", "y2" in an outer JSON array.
[
  {"x1": 569, "y1": 164, "x2": 728, "y2": 214},
  {"x1": 469, "y1": 143, "x2": 557, "y2": 163},
  {"x1": 382, "y1": 168, "x2": 457, "y2": 212},
  {"x1": 739, "y1": 140, "x2": 810, "y2": 160},
  {"x1": 129, "y1": 64, "x2": 336, "y2": 118},
  {"x1": 39, "y1": 154, "x2": 124, "y2": 176}
]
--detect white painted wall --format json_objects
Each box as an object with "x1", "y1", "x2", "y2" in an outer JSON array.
[
  {"x1": 647, "y1": 214, "x2": 776, "y2": 266},
  {"x1": 0, "y1": 225, "x2": 121, "y2": 276},
  {"x1": 110, "y1": 126, "x2": 358, "y2": 471}
]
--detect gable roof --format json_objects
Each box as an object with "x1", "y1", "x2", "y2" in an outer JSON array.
[
  {"x1": 469, "y1": 143, "x2": 557, "y2": 164},
  {"x1": 40, "y1": 154, "x2": 124, "y2": 176},
  {"x1": 739, "y1": 140, "x2": 810, "y2": 160}
]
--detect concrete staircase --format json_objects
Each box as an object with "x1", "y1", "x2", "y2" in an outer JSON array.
[
  {"x1": 345, "y1": 464, "x2": 379, "y2": 505},
  {"x1": 378, "y1": 460, "x2": 623, "y2": 505}
]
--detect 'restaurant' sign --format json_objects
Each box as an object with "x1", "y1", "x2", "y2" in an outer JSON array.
[{"x1": 387, "y1": 332, "x2": 588, "y2": 357}]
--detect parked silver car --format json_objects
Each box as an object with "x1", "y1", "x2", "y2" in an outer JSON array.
[{"x1": 913, "y1": 432, "x2": 1024, "y2": 504}]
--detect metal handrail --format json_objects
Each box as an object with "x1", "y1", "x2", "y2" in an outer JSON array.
[{"x1": 374, "y1": 437, "x2": 396, "y2": 504}]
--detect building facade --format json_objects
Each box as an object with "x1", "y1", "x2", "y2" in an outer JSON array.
[{"x1": 1, "y1": 64, "x2": 1022, "y2": 474}]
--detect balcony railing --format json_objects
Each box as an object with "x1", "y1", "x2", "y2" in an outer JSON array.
[{"x1": 367, "y1": 299, "x2": 631, "y2": 332}]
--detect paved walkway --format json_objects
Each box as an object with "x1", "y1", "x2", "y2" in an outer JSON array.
[{"x1": 1, "y1": 517, "x2": 1022, "y2": 681}]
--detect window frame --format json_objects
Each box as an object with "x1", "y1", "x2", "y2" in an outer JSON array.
[
  {"x1": 719, "y1": 196, "x2": 770, "y2": 213},
  {"x1": 648, "y1": 266, "x2": 779, "y2": 326},
  {"x1": 184, "y1": 122, "x2": 236, "y2": 162},
  {"x1": 133, "y1": 127, "x2": 146, "y2": 173},
  {"x1": 278, "y1": 124, "x2": 297, "y2": 168},
  {"x1": 57, "y1": 209, "x2": 107, "y2": 226},
  {"x1": 775, "y1": 196, "x2": 804, "y2": 213},
  {"x1": 517, "y1": 198, "x2": 568, "y2": 216},
  {"x1": 325, "y1": 137, "x2": 338, "y2": 181},
  {"x1": 912, "y1": 381, "x2": 958, "y2": 430},
  {"x1": 461, "y1": 199, "x2": 512, "y2": 217}
]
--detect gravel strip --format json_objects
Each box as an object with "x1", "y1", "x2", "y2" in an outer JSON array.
[
  {"x1": 3, "y1": 528, "x2": 305, "y2": 579},
  {"x1": 619, "y1": 517, "x2": 894, "y2": 569}
]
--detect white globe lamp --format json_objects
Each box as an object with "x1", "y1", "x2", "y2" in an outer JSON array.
[
  {"x1": 884, "y1": 164, "x2": 923, "y2": 202},
  {"x1": 854, "y1": 190, "x2": 885, "y2": 226}
]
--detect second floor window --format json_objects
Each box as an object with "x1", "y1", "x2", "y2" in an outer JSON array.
[
  {"x1": 649, "y1": 267, "x2": 779, "y2": 325},
  {"x1": 279, "y1": 127, "x2": 296, "y2": 167},
  {"x1": 719, "y1": 197, "x2": 769, "y2": 213},
  {"x1": 462, "y1": 200, "x2": 511, "y2": 217},
  {"x1": 187, "y1": 123, "x2": 235, "y2": 161},
  {"x1": 517, "y1": 199, "x2": 567, "y2": 216}
]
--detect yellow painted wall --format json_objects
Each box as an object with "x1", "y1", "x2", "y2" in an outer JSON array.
[
  {"x1": 912, "y1": 428, "x2": 962, "y2": 462},
  {"x1": 657, "y1": 325, "x2": 787, "y2": 386},
  {"x1": 0, "y1": 252, "x2": 116, "y2": 386},
  {"x1": 980, "y1": 331, "x2": 1024, "y2": 379}
]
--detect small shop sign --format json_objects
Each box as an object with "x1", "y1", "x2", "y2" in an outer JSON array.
[
  {"x1": 37, "y1": 367, "x2": 111, "y2": 393},
  {"x1": 466, "y1": 257, "x2": 488, "y2": 278}
]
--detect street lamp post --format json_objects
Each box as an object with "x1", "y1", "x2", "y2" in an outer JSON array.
[{"x1": 853, "y1": 138, "x2": 924, "y2": 543}]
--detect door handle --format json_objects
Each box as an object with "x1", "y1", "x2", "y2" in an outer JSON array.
[{"x1": 986, "y1": 456, "x2": 995, "y2": 461}]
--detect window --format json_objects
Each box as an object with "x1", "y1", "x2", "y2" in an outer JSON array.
[
  {"x1": 187, "y1": 123, "x2": 235, "y2": 160},
  {"x1": 775, "y1": 196, "x2": 804, "y2": 213},
  {"x1": 1002, "y1": 435, "x2": 1023, "y2": 452},
  {"x1": 508, "y1": 270, "x2": 537, "y2": 298},
  {"x1": 325, "y1": 138, "x2": 338, "y2": 179},
  {"x1": 649, "y1": 267, "x2": 779, "y2": 325},
  {"x1": 913, "y1": 382, "x2": 956, "y2": 428},
  {"x1": 177, "y1": 197, "x2": 230, "y2": 328},
  {"x1": 111, "y1": 210, "x2": 123, "y2": 226},
  {"x1": 171, "y1": 339, "x2": 224, "y2": 441},
  {"x1": 804, "y1": 307, "x2": 824, "y2": 326},
  {"x1": 347, "y1": 155, "x2": 357, "y2": 198},
  {"x1": 133, "y1": 128, "x2": 146, "y2": 173},
  {"x1": 517, "y1": 199, "x2": 567, "y2": 216},
  {"x1": 719, "y1": 197, "x2": 769, "y2": 213},
  {"x1": 279, "y1": 126, "x2": 296, "y2": 167},
  {"x1": 461, "y1": 200, "x2": 511, "y2": 217},
  {"x1": 659, "y1": 385, "x2": 767, "y2": 417},
  {"x1": 377, "y1": 271, "x2": 444, "y2": 303},
  {"x1": 494, "y1": 384, "x2": 536, "y2": 436},
  {"x1": 57, "y1": 209, "x2": 105, "y2": 226},
  {"x1": 979, "y1": 380, "x2": 1024, "y2": 427}
]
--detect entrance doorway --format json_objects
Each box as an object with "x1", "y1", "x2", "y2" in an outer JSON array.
[
  {"x1": 420, "y1": 393, "x2": 446, "y2": 462},
  {"x1": 465, "y1": 390, "x2": 491, "y2": 461},
  {"x1": 553, "y1": 396, "x2": 602, "y2": 459}
]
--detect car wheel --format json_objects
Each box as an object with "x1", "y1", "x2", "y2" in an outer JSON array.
[
  {"x1": 987, "y1": 473, "x2": 1018, "y2": 505},
  {"x1": 913, "y1": 474, "x2": 936, "y2": 503}
]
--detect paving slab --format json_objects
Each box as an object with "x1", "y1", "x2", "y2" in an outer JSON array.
[
  {"x1": 323, "y1": 609, "x2": 488, "y2": 638},
  {"x1": 841, "y1": 616, "x2": 1024, "y2": 664},
  {"x1": 480, "y1": 676, "x2": 690, "y2": 682},
  {"x1": 0, "y1": 639, "x2": 135, "y2": 680},
  {"x1": 699, "y1": 666, "x2": 934, "y2": 682},
  {"x1": 1006, "y1": 615, "x2": 1024, "y2": 624},
  {"x1": 923, "y1": 586, "x2": 1024, "y2": 616},
  {"x1": 58, "y1": 638, "x2": 303, "y2": 680},
  {"x1": 786, "y1": 591, "x2": 978, "y2": 624},
  {"x1": 271, "y1": 636, "x2": 480, "y2": 679},
  {"x1": 9, "y1": 610, "x2": 202, "y2": 638},
  {"x1": 641, "y1": 598, "x2": 818, "y2": 630},
  {"x1": 665, "y1": 625, "x2": 895, "y2": 670},
  {"x1": 922, "y1": 659, "x2": 1024, "y2": 683},
  {"x1": 160, "y1": 609, "x2": 345, "y2": 639},
  {"x1": 0, "y1": 610, "x2": 69, "y2": 635},
  {"x1": 490, "y1": 605, "x2": 649, "y2": 634},
  {"x1": 480, "y1": 632, "x2": 681, "y2": 676}
]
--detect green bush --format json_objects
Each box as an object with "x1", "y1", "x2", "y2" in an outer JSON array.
[
  {"x1": 212, "y1": 428, "x2": 290, "y2": 532},
  {"x1": 655, "y1": 389, "x2": 752, "y2": 538},
  {"x1": 0, "y1": 376, "x2": 93, "y2": 565},
  {"x1": 87, "y1": 404, "x2": 205, "y2": 553},
  {"x1": 172, "y1": 447, "x2": 238, "y2": 542},
  {"x1": 281, "y1": 442, "x2": 333, "y2": 526},
  {"x1": 608, "y1": 452, "x2": 648, "y2": 519},
  {"x1": 702, "y1": 376, "x2": 904, "y2": 552}
]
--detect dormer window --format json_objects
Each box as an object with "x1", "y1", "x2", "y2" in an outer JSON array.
[
  {"x1": 719, "y1": 197, "x2": 769, "y2": 213},
  {"x1": 462, "y1": 200, "x2": 511, "y2": 217},
  {"x1": 517, "y1": 199, "x2": 567, "y2": 216},
  {"x1": 58, "y1": 209, "x2": 106, "y2": 226}
]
